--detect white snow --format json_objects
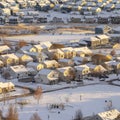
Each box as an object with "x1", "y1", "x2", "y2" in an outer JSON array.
[{"x1": 1, "y1": 84, "x2": 120, "y2": 120}]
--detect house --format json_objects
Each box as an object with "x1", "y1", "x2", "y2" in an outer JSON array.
[
  {"x1": 47, "y1": 49, "x2": 64, "y2": 60},
  {"x1": 15, "y1": 53, "x2": 33, "y2": 64},
  {"x1": 109, "y1": 34, "x2": 120, "y2": 43},
  {"x1": 8, "y1": 16, "x2": 20, "y2": 24},
  {"x1": 87, "y1": 64, "x2": 107, "y2": 76},
  {"x1": 20, "y1": 45, "x2": 35, "y2": 53},
  {"x1": 95, "y1": 25, "x2": 112, "y2": 34},
  {"x1": 83, "y1": 37, "x2": 101, "y2": 48},
  {"x1": 36, "y1": 52, "x2": 48, "y2": 62},
  {"x1": 93, "y1": 109, "x2": 120, "y2": 120},
  {"x1": 9, "y1": 65, "x2": 29, "y2": 79},
  {"x1": 43, "y1": 60, "x2": 59, "y2": 69},
  {"x1": 34, "y1": 69, "x2": 59, "y2": 84},
  {"x1": 85, "y1": 16, "x2": 96, "y2": 23},
  {"x1": 0, "y1": 53, "x2": 19, "y2": 66},
  {"x1": 111, "y1": 14, "x2": 120, "y2": 24},
  {"x1": 97, "y1": 14, "x2": 110, "y2": 24},
  {"x1": 72, "y1": 56, "x2": 90, "y2": 65},
  {"x1": 61, "y1": 47, "x2": 76, "y2": 59},
  {"x1": 2, "y1": 8, "x2": 11, "y2": 16},
  {"x1": 90, "y1": 7, "x2": 101, "y2": 15},
  {"x1": 57, "y1": 67, "x2": 75, "y2": 82},
  {"x1": 37, "y1": 16, "x2": 47, "y2": 23},
  {"x1": 50, "y1": 17, "x2": 64, "y2": 23},
  {"x1": 0, "y1": 82, "x2": 15, "y2": 93},
  {"x1": 74, "y1": 65, "x2": 90, "y2": 80},
  {"x1": 27, "y1": 67, "x2": 37, "y2": 76},
  {"x1": 22, "y1": 16, "x2": 34, "y2": 23},
  {"x1": 74, "y1": 47, "x2": 93, "y2": 57},
  {"x1": 104, "y1": 60, "x2": 120, "y2": 73},
  {"x1": 27, "y1": 62, "x2": 44, "y2": 71},
  {"x1": 113, "y1": 43, "x2": 120, "y2": 49},
  {"x1": 33, "y1": 44, "x2": 47, "y2": 52},
  {"x1": 70, "y1": 16, "x2": 82, "y2": 23},
  {"x1": 0, "y1": 45, "x2": 11, "y2": 54},
  {"x1": 40, "y1": 41, "x2": 52, "y2": 50},
  {"x1": 96, "y1": 34, "x2": 109, "y2": 45},
  {"x1": 49, "y1": 43, "x2": 64, "y2": 50},
  {"x1": 58, "y1": 59, "x2": 74, "y2": 67},
  {"x1": 0, "y1": 16, "x2": 5, "y2": 25}
]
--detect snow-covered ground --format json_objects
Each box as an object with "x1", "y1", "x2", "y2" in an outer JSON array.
[
  {"x1": 6, "y1": 34, "x2": 92, "y2": 43},
  {"x1": 1, "y1": 84, "x2": 120, "y2": 120}
]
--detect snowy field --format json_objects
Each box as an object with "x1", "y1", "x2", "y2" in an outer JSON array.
[
  {"x1": 1, "y1": 84, "x2": 120, "y2": 120},
  {"x1": 6, "y1": 34, "x2": 92, "y2": 43}
]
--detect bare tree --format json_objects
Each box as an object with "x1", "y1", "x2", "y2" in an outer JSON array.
[
  {"x1": 110, "y1": 50, "x2": 116, "y2": 56},
  {"x1": 6, "y1": 104, "x2": 18, "y2": 120},
  {"x1": 115, "y1": 114, "x2": 120, "y2": 120},
  {"x1": 33, "y1": 86, "x2": 43, "y2": 104},
  {"x1": 74, "y1": 109, "x2": 83, "y2": 120},
  {"x1": 30, "y1": 112, "x2": 42, "y2": 120}
]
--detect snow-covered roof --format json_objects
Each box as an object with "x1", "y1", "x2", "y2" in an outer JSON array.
[
  {"x1": 0, "y1": 82, "x2": 14, "y2": 88},
  {"x1": 58, "y1": 58, "x2": 71, "y2": 63},
  {"x1": 0, "y1": 45, "x2": 11, "y2": 52},
  {"x1": 105, "y1": 61, "x2": 119, "y2": 66},
  {"x1": 57, "y1": 66, "x2": 72, "y2": 73},
  {"x1": 38, "y1": 69, "x2": 55, "y2": 75},
  {"x1": 75, "y1": 64, "x2": 89, "y2": 71},
  {"x1": 43, "y1": 60, "x2": 58, "y2": 65},
  {"x1": 98, "y1": 109, "x2": 120, "y2": 120},
  {"x1": 10, "y1": 65, "x2": 28, "y2": 73},
  {"x1": 27, "y1": 62, "x2": 41, "y2": 67},
  {"x1": 96, "y1": 34, "x2": 110, "y2": 39},
  {"x1": 1, "y1": 53, "x2": 19, "y2": 60}
]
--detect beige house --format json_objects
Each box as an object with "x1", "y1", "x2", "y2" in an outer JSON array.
[
  {"x1": 57, "y1": 67, "x2": 75, "y2": 82},
  {"x1": 0, "y1": 53, "x2": 19, "y2": 66},
  {"x1": 33, "y1": 44, "x2": 47, "y2": 52},
  {"x1": 27, "y1": 62, "x2": 44, "y2": 71},
  {"x1": 74, "y1": 65, "x2": 90, "y2": 80},
  {"x1": 47, "y1": 49, "x2": 64, "y2": 60},
  {"x1": 87, "y1": 64, "x2": 107, "y2": 75},
  {"x1": 96, "y1": 34, "x2": 109, "y2": 45},
  {"x1": 34, "y1": 69, "x2": 59, "y2": 84},
  {"x1": 58, "y1": 59, "x2": 74, "y2": 67},
  {"x1": 43, "y1": 60, "x2": 59, "y2": 69},
  {"x1": 74, "y1": 47, "x2": 93, "y2": 57},
  {"x1": 61, "y1": 47, "x2": 76, "y2": 59},
  {"x1": 113, "y1": 43, "x2": 120, "y2": 49},
  {"x1": 16, "y1": 53, "x2": 33, "y2": 64},
  {"x1": 84, "y1": 37, "x2": 101, "y2": 48},
  {"x1": 0, "y1": 82, "x2": 15, "y2": 93},
  {"x1": 0, "y1": 45, "x2": 11, "y2": 54},
  {"x1": 40, "y1": 41, "x2": 52, "y2": 50},
  {"x1": 93, "y1": 109, "x2": 120, "y2": 120},
  {"x1": 104, "y1": 61, "x2": 120, "y2": 73}
]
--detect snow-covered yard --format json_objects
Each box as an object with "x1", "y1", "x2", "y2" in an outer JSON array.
[{"x1": 1, "y1": 84, "x2": 120, "y2": 120}]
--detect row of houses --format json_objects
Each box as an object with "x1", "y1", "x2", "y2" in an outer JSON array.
[
  {"x1": 6, "y1": 57, "x2": 120, "y2": 84},
  {"x1": 0, "y1": 39, "x2": 120, "y2": 84},
  {"x1": 1, "y1": 12, "x2": 120, "y2": 24}
]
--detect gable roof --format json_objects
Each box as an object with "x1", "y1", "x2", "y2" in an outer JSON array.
[
  {"x1": 38, "y1": 69, "x2": 56, "y2": 75},
  {"x1": 98, "y1": 109, "x2": 120, "y2": 120}
]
